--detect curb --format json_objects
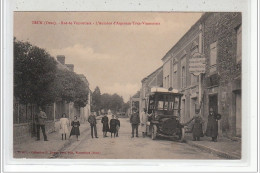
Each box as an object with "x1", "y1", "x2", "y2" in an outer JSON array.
[
  {"x1": 186, "y1": 141, "x2": 241, "y2": 159},
  {"x1": 49, "y1": 125, "x2": 90, "y2": 158}
]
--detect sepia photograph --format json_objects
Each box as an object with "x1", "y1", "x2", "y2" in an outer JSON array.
[{"x1": 12, "y1": 11, "x2": 242, "y2": 160}]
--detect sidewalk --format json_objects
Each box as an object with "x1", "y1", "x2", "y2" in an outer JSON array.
[
  {"x1": 185, "y1": 133, "x2": 241, "y2": 159},
  {"x1": 13, "y1": 123, "x2": 89, "y2": 159}
]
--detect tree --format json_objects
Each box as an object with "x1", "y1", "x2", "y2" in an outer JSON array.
[
  {"x1": 14, "y1": 38, "x2": 57, "y2": 106},
  {"x1": 100, "y1": 93, "x2": 125, "y2": 113},
  {"x1": 122, "y1": 101, "x2": 130, "y2": 113},
  {"x1": 92, "y1": 86, "x2": 101, "y2": 113},
  {"x1": 53, "y1": 68, "x2": 89, "y2": 107}
]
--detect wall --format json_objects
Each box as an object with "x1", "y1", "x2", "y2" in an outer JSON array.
[
  {"x1": 202, "y1": 12, "x2": 242, "y2": 137},
  {"x1": 13, "y1": 121, "x2": 55, "y2": 144}
]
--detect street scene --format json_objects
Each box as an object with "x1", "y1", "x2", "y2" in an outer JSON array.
[{"x1": 13, "y1": 12, "x2": 241, "y2": 159}]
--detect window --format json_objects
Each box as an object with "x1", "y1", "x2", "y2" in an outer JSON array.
[
  {"x1": 181, "y1": 56, "x2": 186, "y2": 88},
  {"x1": 236, "y1": 25, "x2": 242, "y2": 62},
  {"x1": 209, "y1": 41, "x2": 217, "y2": 73},
  {"x1": 181, "y1": 66, "x2": 186, "y2": 88},
  {"x1": 172, "y1": 64, "x2": 178, "y2": 88},
  {"x1": 158, "y1": 101, "x2": 164, "y2": 110},
  {"x1": 167, "y1": 75, "x2": 169, "y2": 88}
]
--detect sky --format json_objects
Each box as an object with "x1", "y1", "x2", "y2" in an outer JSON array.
[{"x1": 14, "y1": 12, "x2": 202, "y2": 102}]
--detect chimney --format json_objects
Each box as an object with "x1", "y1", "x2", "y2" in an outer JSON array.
[
  {"x1": 66, "y1": 64, "x2": 74, "y2": 72},
  {"x1": 57, "y1": 55, "x2": 65, "y2": 65}
]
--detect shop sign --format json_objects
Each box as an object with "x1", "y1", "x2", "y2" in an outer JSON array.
[{"x1": 189, "y1": 53, "x2": 206, "y2": 76}]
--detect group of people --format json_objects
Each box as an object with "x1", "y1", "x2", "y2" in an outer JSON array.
[
  {"x1": 185, "y1": 107, "x2": 221, "y2": 142},
  {"x1": 35, "y1": 106, "x2": 221, "y2": 142},
  {"x1": 101, "y1": 114, "x2": 121, "y2": 138},
  {"x1": 35, "y1": 107, "x2": 81, "y2": 141},
  {"x1": 130, "y1": 106, "x2": 221, "y2": 142},
  {"x1": 86, "y1": 111, "x2": 121, "y2": 138}
]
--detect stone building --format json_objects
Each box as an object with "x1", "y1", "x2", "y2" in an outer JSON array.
[
  {"x1": 202, "y1": 13, "x2": 242, "y2": 138},
  {"x1": 161, "y1": 12, "x2": 242, "y2": 138},
  {"x1": 140, "y1": 66, "x2": 163, "y2": 113}
]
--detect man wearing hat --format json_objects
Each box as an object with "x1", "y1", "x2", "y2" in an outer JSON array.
[
  {"x1": 130, "y1": 107, "x2": 140, "y2": 138},
  {"x1": 88, "y1": 111, "x2": 98, "y2": 138},
  {"x1": 206, "y1": 107, "x2": 221, "y2": 142}
]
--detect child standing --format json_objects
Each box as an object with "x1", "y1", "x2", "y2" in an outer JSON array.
[
  {"x1": 69, "y1": 116, "x2": 80, "y2": 141},
  {"x1": 59, "y1": 113, "x2": 69, "y2": 140}
]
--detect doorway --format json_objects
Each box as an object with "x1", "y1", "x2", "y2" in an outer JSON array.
[
  {"x1": 209, "y1": 94, "x2": 218, "y2": 114},
  {"x1": 235, "y1": 90, "x2": 241, "y2": 137}
]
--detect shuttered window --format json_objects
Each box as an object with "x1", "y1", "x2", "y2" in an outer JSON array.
[{"x1": 209, "y1": 41, "x2": 217, "y2": 73}]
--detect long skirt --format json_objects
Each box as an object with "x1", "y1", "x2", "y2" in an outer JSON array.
[
  {"x1": 102, "y1": 123, "x2": 110, "y2": 132},
  {"x1": 70, "y1": 126, "x2": 80, "y2": 136}
]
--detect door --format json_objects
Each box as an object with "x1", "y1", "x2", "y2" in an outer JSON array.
[
  {"x1": 235, "y1": 91, "x2": 241, "y2": 137},
  {"x1": 209, "y1": 94, "x2": 218, "y2": 114}
]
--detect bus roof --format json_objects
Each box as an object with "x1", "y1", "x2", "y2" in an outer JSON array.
[{"x1": 151, "y1": 87, "x2": 179, "y2": 94}]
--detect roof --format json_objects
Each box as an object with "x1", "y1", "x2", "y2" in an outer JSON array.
[
  {"x1": 151, "y1": 87, "x2": 179, "y2": 94},
  {"x1": 141, "y1": 66, "x2": 163, "y2": 83},
  {"x1": 132, "y1": 91, "x2": 140, "y2": 98}
]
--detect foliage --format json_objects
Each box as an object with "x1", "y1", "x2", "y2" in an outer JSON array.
[
  {"x1": 100, "y1": 93, "x2": 124, "y2": 113},
  {"x1": 122, "y1": 101, "x2": 130, "y2": 113},
  {"x1": 92, "y1": 86, "x2": 101, "y2": 112},
  {"x1": 14, "y1": 38, "x2": 89, "y2": 107},
  {"x1": 53, "y1": 68, "x2": 89, "y2": 107},
  {"x1": 14, "y1": 38, "x2": 57, "y2": 106}
]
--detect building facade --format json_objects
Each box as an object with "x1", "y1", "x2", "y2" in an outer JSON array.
[
  {"x1": 161, "y1": 16, "x2": 203, "y2": 124},
  {"x1": 161, "y1": 12, "x2": 242, "y2": 138}
]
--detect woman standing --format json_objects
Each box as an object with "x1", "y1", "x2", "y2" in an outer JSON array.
[
  {"x1": 191, "y1": 109, "x2": 204, "y2": 141},
  {"x1": 59, "y1": 113, "x2": 69, "y2": 140},
  {"x1": 101, "y1": 113, "x2": 110, "y2": 137},
  {"x1": 70, "y1": 116, "x2": 80, "y2": 141}
]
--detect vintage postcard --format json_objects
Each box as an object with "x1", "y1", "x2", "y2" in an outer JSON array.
[{"x1": 12, "y1": 11, "x2": 243, "y2": 160}]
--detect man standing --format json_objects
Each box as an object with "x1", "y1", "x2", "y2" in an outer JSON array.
[
  {"x1": 206, "y1": 107, "x2": 221, "y2": 142},
  {"x1": 140, "y1": 108, "x2": 148, "y2": 138},
  {"x1": 88, "y1": 111, "x2": 98, "y2": 138},
  {"x1": 36, "y1": 107, "x2": 48, "y2": 141},
  {"x1": 130, "y1": 108, "x2": 140, "y2": 138}
]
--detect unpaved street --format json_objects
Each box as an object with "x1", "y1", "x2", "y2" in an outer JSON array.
[{"x1": 58, "y1": 117, "x2": 221, "y2": 159}]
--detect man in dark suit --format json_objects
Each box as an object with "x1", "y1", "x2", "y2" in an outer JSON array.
[
  {"x1": 130, "y1": 108, "x2": 140, "y2": 138},
  {"x1": 88, "y1": 111, "x2": 98, "y2": 138}
]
